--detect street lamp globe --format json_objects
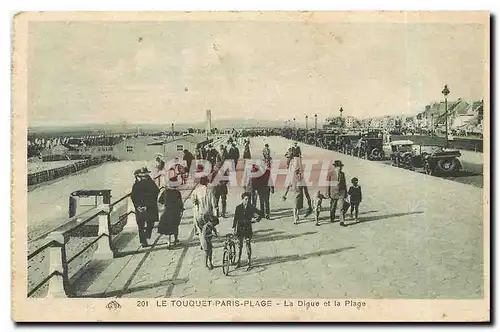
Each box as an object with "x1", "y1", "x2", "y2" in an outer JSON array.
[{"x1": 442, "y1": 84, "x2": 450, "y2": 97}]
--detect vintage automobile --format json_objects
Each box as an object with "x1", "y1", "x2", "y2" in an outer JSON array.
[
  {"x1": 389, "y1": 140, "x2": 462, "y2": 175},
  {"x1": 389, "y1": 140, "x2": 415, "y2": 168},
  {"x1": 358, "y1": 137, "x2": 385, "y2": 160},
  {"x1": 338, "y1": 133, "x2": 362, "y2": 155}
]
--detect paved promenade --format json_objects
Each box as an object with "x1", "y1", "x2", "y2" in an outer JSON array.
[{"x1": 73, "y1": 136, "x2": 484, "y2": 299}]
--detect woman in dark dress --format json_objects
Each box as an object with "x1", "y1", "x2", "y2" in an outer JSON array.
[
  {"x1": 158, "y1": 176, "x2": 184, "y2": 248},
  {"x1": 243, "y1": 139, "x2": 251, "y2": 159}
]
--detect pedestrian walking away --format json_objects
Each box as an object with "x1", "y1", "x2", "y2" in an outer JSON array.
[
  {"x1": 183, "y1": 149, "x2": 195, "y2": 174},
  {"x1": 285, "y1": 145, "x2": 293, "y2": 168},
  {"x1": 130, "y1": 167, "x2": 160, "y2": 247},
  {"x1": 232, "y1": 192, "x2": 263, "y2": 271},
  {"x1": 243, "y1": 139, "x2": 251, "y2": 159},
  {"x1": 327, "y1": 160, "x2": 348, "y2": 226},
  {"x1": 228, "y1": 143, "x2": 240, "y2": 171},
  {"x1": 253, "y1": 166, "x2": 274, "y2": 219},
  {"x1": 157, "y1": 175, "x2": 184, "y2": 248},
  {"x1": 213, "y1": 168, "x2": 229, "y2": 218},
  {"x1": 282, "y1": 166, "x2": 310, "y2": 224},
  {"x1": 262, "y1": 143, "x2": 271, "y2": 164},
  {"x1": 220, "y1": 144, "x2": 228, "y2": 162},
  {"x1": 347, "y1": 177, "x2": 362, "y2": 222}
]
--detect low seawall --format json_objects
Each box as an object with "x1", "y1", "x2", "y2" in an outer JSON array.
[{"x1": 28, "y1": 156, "x2": 114, "y2": 187}]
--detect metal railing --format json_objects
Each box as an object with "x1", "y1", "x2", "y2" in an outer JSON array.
[
  {"x1": 26, "y1": 173, "x2": 192, "y2": 298},
  {"x1": 27, "y1": 191, "x2": 132, "y2": 298}
]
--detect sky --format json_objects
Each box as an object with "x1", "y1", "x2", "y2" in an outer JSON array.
[{"x1": 27, "y1": 20, "x2": 487, "y2": 127}]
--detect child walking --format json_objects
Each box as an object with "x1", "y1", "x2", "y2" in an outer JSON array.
[
  {"x1": 313, "y1": 191, "x2": 328, "y2": 226},
  {"x1": 201, "y1": 217, "x2": 219, "y2": 270},
  {"x1": 347, "y1": 177, "x2": 362, "y2": 221}
]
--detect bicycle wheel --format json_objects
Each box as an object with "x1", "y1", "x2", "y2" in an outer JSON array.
[
  {"x1": 230, "y1": 242, "x2": 237, "y2": 265},
  {"x1": 222, "y1": 250, "x2": 230, "y2": 276}
]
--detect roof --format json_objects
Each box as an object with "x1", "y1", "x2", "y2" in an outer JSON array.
[
  {"x1": 390, "y1": 140, "x2": 414, "y2": 145},
  {"x1": 41, "y1": 144, "x2": 69, "y2": 155},
  {"x1": 146, "y1": 134, "x2": 202, "y2": 146}
]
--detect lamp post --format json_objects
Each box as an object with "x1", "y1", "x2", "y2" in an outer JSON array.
[
  {"x1": 442, "y1": 84, "x2": 450, "y2": 148},
  {"x1": 339, "y1": 107, "x2": 344, "y2": 133},
  {"x1": 293, "y1": 118, "x2": 297, "y2": 140},
  {"x1": 314, "y1": 114, "x2": 318, "y2": 142},
  {"x1": 431, "y1": 114, "x2": 434, "y2": 136},
  {"x1": 305, "y1": 115, "x2": 309, "y2": 142}
]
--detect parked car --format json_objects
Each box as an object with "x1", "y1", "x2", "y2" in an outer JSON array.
[
  {"x1": 339, "y1": 133, "x2": 362, "y2": 155},
  {"x1": 418, "y1": 145, "x2": 462, "y2": 175},
  {"x1": 358, "y1": 137, "x2": 384, "y2": 160},
  {"x1": 389, "y1": 140, "x2": 415, "y2": 168},
  {"x1": 389, "y1": 140, "x2": 462, "y2": 175}
]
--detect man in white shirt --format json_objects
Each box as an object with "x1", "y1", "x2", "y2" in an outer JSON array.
[{"x1": 191, "y1": 176, "x2": 217, "y2": 246}]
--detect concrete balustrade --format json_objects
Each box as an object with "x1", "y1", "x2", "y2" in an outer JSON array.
[
  {"x1": 45, "y1": 232, "x2": 67, "y2": 298},
  {"x1": 124, "y1": 195, "x2": 137, "y2": 230},
  {"x1": 94, "y1": 204, "x2": 114, "y2": 260}
]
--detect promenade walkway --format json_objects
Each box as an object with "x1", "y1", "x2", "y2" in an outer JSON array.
[{"x1": 70, "y1": 136, "x2": 484, "y2": 299}]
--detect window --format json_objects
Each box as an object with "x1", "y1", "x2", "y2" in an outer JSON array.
[
  {"x1": 176, "y1": 144, "x2": 184, "y2": 151},
  {"x1": 126, "y1": 146, "x2": 133, "y2": 152}
]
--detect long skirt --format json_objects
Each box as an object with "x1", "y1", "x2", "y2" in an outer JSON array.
[{"x1": 158, "y1": 212, "x2": 181, "y2": 236}]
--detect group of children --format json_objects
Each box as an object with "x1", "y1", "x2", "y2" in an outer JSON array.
[{"x1": 314, "y1": 177, "x2": 363, "y2": 226}]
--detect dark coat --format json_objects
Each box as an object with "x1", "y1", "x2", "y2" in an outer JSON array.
[
  {"x1": 348, "y1": 185, "x2": 362, "y2": 204},
  {"x1": 252, "y1": 169, "x2": 273, "y2": 190},
  {"x1": 243, "y1": 144, "x2": 251, "y2": 159},
  {"x1": 157, "y1": 188, "x2": 184, "y2": 235},
  {"x1": 327, "y1": 169, "x2": 347, "y2": 199},
  {"x1": 291, "y1": 146, "x2": 302, "y2": 158},
  {"x1": 131, "y1": 176, "x2": 160, "y2": 223},
  {"x1": 221, "y1": 147, "x2": 228, "y2": 161},
  {"x1": 183, "y1": 151, "x2": 195, "y2": 171},
  {"x1": 232, "y1": 203, "x2": 262, "y2": 238}
]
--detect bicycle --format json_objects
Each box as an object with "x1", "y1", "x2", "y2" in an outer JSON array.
[{"x1": 222, "y1": 233, "x2": 237, "y2": 276}]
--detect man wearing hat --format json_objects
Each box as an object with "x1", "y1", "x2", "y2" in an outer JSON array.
[
  {"x1": 131, "y1": 167, "x2": 160, "y2": 247},
  {"x1": 228, "y1": 143, "x2": 240, "y2": 170},
  {"x1": 207, "y1": 144, "x2": 220, "y2": 167},
  {"x1": 220, "y1": 144, "x2": 228, "y2": 163},
  {"x1": 327, "y1": 160, "x2": 348, "y2": 226}
]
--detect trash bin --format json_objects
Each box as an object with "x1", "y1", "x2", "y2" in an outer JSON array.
[{"x1": 68, "y1": 189, "x2": 111, "y2": 218}]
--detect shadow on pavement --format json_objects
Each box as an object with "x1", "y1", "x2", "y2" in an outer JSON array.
[
  {"x1": 348, "y1": 211, "x2": 424, "y2": 226},
  {"x1": 83, "y1": 277, "x2": 189, "y2": 298},
  {"x1": 253, "y1": 228, "x2": 275, "y2": 234},
  {"x1": 70, "y1": 259, "x2": 114, "y2": 296},
  {"x1": 253, "y1": 231, "x2": 317, "y2": 244},
  {"x1": 112, "y1": 232, "x2": 137, "y2": 252},
  {"x1": 252, "y1": 246, "x2": 356, "y2": 270}
]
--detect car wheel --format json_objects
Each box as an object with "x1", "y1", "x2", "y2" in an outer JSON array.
[
  {"x1": 370, "y1": 148, "x2": 381, "y2": 160},
  {"x1": 437, "y1": 158, "x2": 458, "y2": 173}
]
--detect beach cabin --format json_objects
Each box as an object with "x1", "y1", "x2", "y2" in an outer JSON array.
[{"x1": 112, "y1": 134, "x2": 204, "y2": 161}]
